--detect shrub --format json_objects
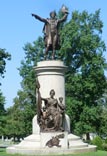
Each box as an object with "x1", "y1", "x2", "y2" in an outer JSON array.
[
  {"x1": 104, "y1": 138, "x2": 107, "y2": 143},
  {"x1": 91, "y1": 136, "x2": 103, "y2": 150},
  {"x1": 102, "y1": 143, "x2": 107, "y2": 151}
]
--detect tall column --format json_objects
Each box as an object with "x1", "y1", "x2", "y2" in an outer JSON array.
[{"x1": 34, "y1": 60, "x2": 67, "y2": 105}]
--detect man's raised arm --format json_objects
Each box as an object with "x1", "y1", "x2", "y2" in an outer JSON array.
[{"x1": 32, "y1": 13, "x2": 47, "y2": 23}]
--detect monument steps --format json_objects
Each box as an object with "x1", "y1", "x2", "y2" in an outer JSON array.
[{"x1": 7, "y1": 145, "x2": 96, "y2": 155}]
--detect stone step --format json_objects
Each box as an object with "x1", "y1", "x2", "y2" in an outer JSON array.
[
  {"x1": 16, "y1": 141, "x2": 40, "y2": 148},
  {"x1": 69, "y1": 142, "x2": 88, "y2": 148},
  {"x1": 6, "y1": 132, "x2": 96, "y2": 155},
  {"x1": 68, "y1": 134, "x2": 80, "y2": 141},
  {"x1": 24, "y1": 134, "x2": 40, "y2": 142},
  {"x1": 7, "y1": 145, "x2": 96, "y2": 155}
]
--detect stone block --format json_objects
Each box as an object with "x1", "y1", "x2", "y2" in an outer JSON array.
[{"x1": 40, "y1": 132, "x2": 68, "y2": 148}]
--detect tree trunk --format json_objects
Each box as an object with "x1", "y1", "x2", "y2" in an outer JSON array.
[{"x1": 86, "y1": 133, "x2": 90, "y2": 141}]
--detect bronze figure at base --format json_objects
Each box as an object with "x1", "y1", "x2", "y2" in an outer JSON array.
[{"x1": 36, "y1": 79, "x2": 65, "y2": 132}]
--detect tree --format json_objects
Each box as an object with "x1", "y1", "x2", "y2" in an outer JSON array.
[
  {"x1": 0, "y1": 48, "x2": 11, "y2": 81},
  {"x1": 98, "y1": 89, "x2": 107, "y2": 137},
  {"x1": 5, "y1": 90, "x2": 35, "y2": 139},
  {"x1": 0, "y1": 91, "x2": 5, "y2": 115},
  {"x1": 0, "y1": 91, "x2": 6, "y2": 137},
  {"x1": 99, "y1": 108, "x2": 107, "y2": 138},
  {"x1": 19, "y1": 37, "x2": 44, "y2": 110},
  {"x1": 0, "y1": 48, "x2": 11, "y2": 137},
  {"x1": 59, "y1": 9, "x2": 107, "y2": 139},
  {"x1": 5, "y1": 37, "x2": 44, "y2": 138}
]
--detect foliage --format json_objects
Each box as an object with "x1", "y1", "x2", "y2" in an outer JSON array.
[
  {"x1": 99, "y1": 108, "x2": 107, "y2": 137},
  {"x1": 0, "y1": 115, "x2": 7, "y2": 137},
  {"x1": 91, "y1": 136, "x2": 103, "y2": 150},
  {"x1": 3, "y1": 38, "x2": 44, "y2": 138},
  {"x1": 97, "y1": 89, "x2": 107, "y2": 137},
  {"x1": 91, "y1": 136, "x2": 107, "y2": 151},
  {"x1": 102, "y1": 143, "x2": 107, "y2": 151},
  {"x1": 0, "y1": 48, "x2": 11, "y2": 81},
  {"x1": 0, "y1": 91, "x2": 6, "y2": 136},
  {"x1": 19, "y1": 37, "x2": 44, "y2": 105},
  {"x1": 0, "y1": 91, "x2": 5, "y2": 115},
  {"x1": 0, "y1": 48, "x2": 11, "y2": 137},
  {"x1": 59, "y1": 9, "x2": 107, "y2": 138},
  {"x1": 5, "y1": 90, "x2": 35, "y2": 139}
]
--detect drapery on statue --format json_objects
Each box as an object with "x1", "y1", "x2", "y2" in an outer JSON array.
[
  {"x1": 32, "y1": 6, "x2": 68, "y2": 60},
  {"x1": 36, "y1": 79, "x2": 42, "y2": 124},
  {"x1": 41, "y1": 89, "x2": 62, "y2": 131},
  {"x1": 36, "y1": 80, "x2": 65, "y2": 132}
]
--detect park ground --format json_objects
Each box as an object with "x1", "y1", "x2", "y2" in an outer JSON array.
[{"x1": 0, "y1": 148, "x2": 107, "y2": 156}]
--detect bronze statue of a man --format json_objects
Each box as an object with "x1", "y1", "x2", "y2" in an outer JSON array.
[{"x1": 32, "y1": 6, "x2": 68, "y2": 59}]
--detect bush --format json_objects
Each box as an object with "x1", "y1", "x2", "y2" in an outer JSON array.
[
  {"x1": 91, "y1": 136, "x2": 103, "y2": 150},
  {"x1": 102, "y1": 143, "x2": 107, "y2": 151},
  {"x1": 104, "y1": 138, "x2": 107, "y2": 143}
]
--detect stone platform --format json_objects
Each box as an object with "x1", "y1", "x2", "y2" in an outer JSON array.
[{"x1": 6, "y1": 132, "x2": 96, "y2": 155}]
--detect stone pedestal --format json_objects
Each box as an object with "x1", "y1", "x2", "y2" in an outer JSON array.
[
  {"x1": 6, "y1": 60, "x2": 96, "y2": 155},
  {"x1": 34, "y1": 60, "x2": 70, "y2": 132},
  {"x1": 6, "y1": 131, "x2": 96, "y2": 155},
  {"x1": 34, "y1": 60, "x2": 66, "y2": 105},
  {"x1": 41, "y1": 132, "x2": 68, "y2": 148},
  {"x1": 32, "y1": 115, "x2": 40, "y2": 134}
]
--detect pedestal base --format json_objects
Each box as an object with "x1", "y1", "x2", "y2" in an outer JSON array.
[
  {"x1": 6, "y1": 133, "x2": 96, "y2": 155},
  {"x1": 7, "y1": 60, "x2": 96, "y2": 155},
  {"x1": 41, "y1": 132, "x2": 68, "y2": 148}
]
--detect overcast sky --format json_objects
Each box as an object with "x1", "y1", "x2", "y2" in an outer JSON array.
[{"x1": 0, "y1": 0, "x2": 107, "y2": 108}]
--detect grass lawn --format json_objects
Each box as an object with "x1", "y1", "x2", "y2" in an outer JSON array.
[{"x1": 0, "y1": 148, "x2": 107, "y2": 156}]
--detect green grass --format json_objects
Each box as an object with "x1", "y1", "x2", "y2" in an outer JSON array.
[{"x1": 0, "y1": 148, "x2": 107, "y2": 156}]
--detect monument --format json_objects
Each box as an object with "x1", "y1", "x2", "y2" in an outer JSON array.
[{"x1": 7, "y1": 6, "x2": 96, "y2": 155}]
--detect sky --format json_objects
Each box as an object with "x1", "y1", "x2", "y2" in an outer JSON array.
[{"x1": 0, "y1": 0, "x2": 107, "y2": 108}]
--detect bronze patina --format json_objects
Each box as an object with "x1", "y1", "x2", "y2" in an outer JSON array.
[{"x1": 32, "y1": 6, "x2": 68, "y2": 59}]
